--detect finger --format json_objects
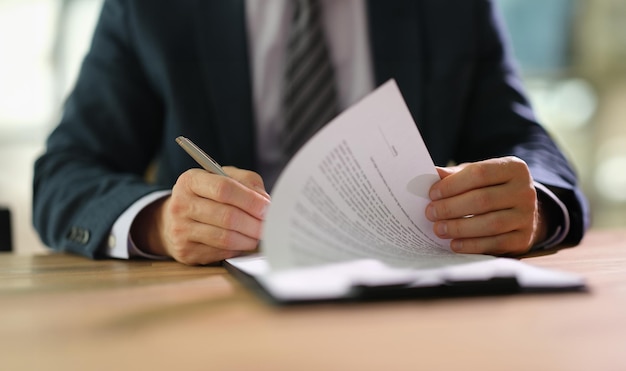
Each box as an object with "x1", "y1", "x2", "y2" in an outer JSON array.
[
  {"x1": 181, "y1": 170, "x2": 270, "y2": 220},
  {"x1": 432, "y1": 208, "x2": 529, "y2": 240},
  {"x1": 426, "y1": 184, "x2": 519, "y2": 221},
  {"x1": 449, "y1": 230, "x2": 533, "y2": 256},
  {"x1": 166, "y1": 214, "x2": 259, "y2": 253},
  {"x1": 430, "y1": 157, "x2": 528, "y2": 200},
  {"x1": 188, "y1": 221, "x2": 260, "y2": 251},
  {"x1": 190, "y1": 197, "x2": 264, "y2": 240}
]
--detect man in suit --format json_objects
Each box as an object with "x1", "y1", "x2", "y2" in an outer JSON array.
[{"x1": 33, "y1": 0, "x2": 589, "y2": 265}]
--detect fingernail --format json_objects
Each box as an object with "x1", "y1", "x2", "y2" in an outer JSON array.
[
  {"x1": 426, "y1": 204, "x2": 437, "y2": 220},
  {"x1": 436, "y1": 222, "x2": 447, "y2": 237},
  {"x1": 451, "y1": 240, "x2": 463, "y2": 252}
]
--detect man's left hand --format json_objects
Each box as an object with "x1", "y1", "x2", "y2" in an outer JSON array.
[{"x1": 426, "y1": 156, "x2": 547, "y2": 255}]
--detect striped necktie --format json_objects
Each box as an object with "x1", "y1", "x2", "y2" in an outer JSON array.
[{"x1": 282, "y1": 0, "x2": 339, "y2": 158}]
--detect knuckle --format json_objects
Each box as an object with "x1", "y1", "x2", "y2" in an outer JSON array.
[
  {"x1": 167, "y1": 196, "x2": 187, "y2": 217},
  {"x1": 242, "y1": 196, "x2": 257, "y2": 214},
  {"x1": 169, "y1": 224, "x2": 183, "y2": 240},
  {"x1": 219, "y1": 208, "x2": 240, "y2": 229},
  {"x1": 510, "y1": 156, "x2": 528, "y2": 168},
  {"x1": 213, "y1": 228, "x2": 235, "y2": 249},
  {"x1": 437, "y1": 202, "x2": 452, "y2": 219},
  {"x1": 518, "y1": 187, "x2": 538, "y2": 214},
  {"x1": 242, "y1": 171, "x2": 264, "y2": 187},
  {"x1": 486, "y1": 217, "x2": 505, "y2": 234},
  {"x1": 206, "y1": 177, "x2": 234, "y2": 203},
  {"x1": 176, "y1": 170, "x2": 193, "y2": 186},
  {"x1": 474, "y1": 191, "x2": 491, "y2": 211},
  {"x1": 167, "y1": 221, "x2": 189, "y2": 245},
  {"x1": 522, "y1": 183, "x2": 536, "y2": 197},
  {"x1": 470, "y1": 163, "x2": 489, "y2": 180},
  {"x1": 524, "y1": 186, "x2": 538, "y2": 204},
  {"x1": 450, "y1": 221, "x2": 463, "y2": 237},
  {"x1": 211, "y1": 178, "x2": 234, "y2": 202},
  {"x1": 511, "y1": 158, "x2": 532, "y2": 179},
  {"x1": 175, "y1": 170, "x2": 198, "y2": 192}
]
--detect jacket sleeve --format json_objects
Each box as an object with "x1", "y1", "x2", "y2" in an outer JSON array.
[
  {"x1": 456, "y1": 0, "x2": 589, "y2": 245},
  {"x1": 33, "y1": 0, "x2": 167, "y2": 258}
]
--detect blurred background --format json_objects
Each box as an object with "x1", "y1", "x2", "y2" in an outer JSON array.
[{"x1": 0, "y1": 0, "x2": 625, "y2": 254}]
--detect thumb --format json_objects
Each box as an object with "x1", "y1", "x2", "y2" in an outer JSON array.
[
  {"x1": 435, "y1": 162, "x2": 469, "y2": 179},
  {"x1": 435, "y1": 166, "x2": 455, "y2": 179}
]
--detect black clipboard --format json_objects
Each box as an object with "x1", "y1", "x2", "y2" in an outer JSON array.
[{"x1": 223, "y1": 257, "x2": 585, "y2": 306}]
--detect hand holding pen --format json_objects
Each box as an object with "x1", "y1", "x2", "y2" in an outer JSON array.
[{"x1": 129, "y1": 137, "x2": 270, "y2": 265}]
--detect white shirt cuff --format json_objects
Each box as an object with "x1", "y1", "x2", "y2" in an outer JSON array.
[{"x1": 533, "y1": 182, "x2": 571, "y2": 250}]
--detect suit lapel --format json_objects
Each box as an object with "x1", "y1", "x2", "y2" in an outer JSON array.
[
  {"x1": 366, "y1": 0, "x2": 425, "y2": 132},
  {"x1": 367, "y1": 0, "x2": 470, "y2": 165},
  {"x1": 195, "y1": 0, "x2": 256, "y2": 170}
]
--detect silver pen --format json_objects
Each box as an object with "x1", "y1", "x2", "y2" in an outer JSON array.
[{"x1": 175, "y1": 136, "x2": 229, "y2": 177}]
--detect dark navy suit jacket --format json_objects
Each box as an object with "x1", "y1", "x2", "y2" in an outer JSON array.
[{"x1": 33, "y1": 0, "x2": 589, "y2": 258}]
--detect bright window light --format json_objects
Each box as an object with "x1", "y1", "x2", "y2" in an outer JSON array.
[{"x1": 0, "y1": 0, "x2": 58, "y2": 130}]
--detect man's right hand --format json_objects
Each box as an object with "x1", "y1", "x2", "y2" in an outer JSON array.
[{"x1": 131, "y1": 167, "x2": 271, "y2": 265}]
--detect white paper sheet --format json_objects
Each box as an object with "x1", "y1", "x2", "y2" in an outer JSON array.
[{"x1": 263, "y1": 80, "x2": 489, "y2": 270}]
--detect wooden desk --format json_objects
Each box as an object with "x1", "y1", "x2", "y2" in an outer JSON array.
[{"x1": 1, "y1": 229, "x2": 625, "y2": 371}]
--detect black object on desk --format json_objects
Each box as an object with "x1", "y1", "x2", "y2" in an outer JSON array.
[{"x1": 0, "y1": 206, "x2": 13, "y2": 252}]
